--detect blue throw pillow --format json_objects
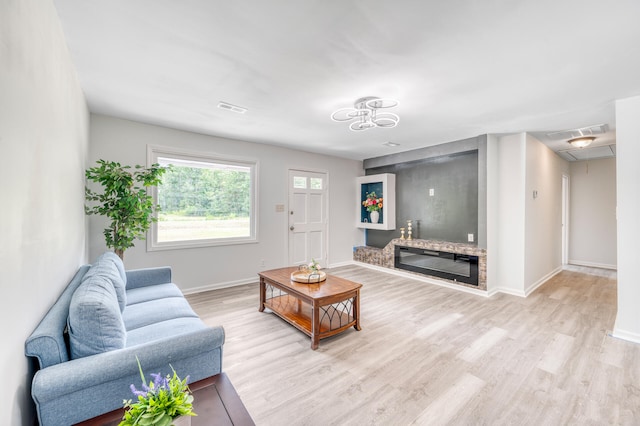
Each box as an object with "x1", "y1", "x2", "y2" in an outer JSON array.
[
  {"x1": 68, "y1": 274, "x2": 126, "y2": 359},
  {"x1": 83, "y1": 252, "x2": 127, "y2": 312}
]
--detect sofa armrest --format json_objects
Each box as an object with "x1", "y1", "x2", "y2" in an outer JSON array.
[
  {"x1": 125, "y1": 266, "x2": 172, "y2": 289},
  {"x1": 32, "y1": 326, "x2": 224, "y2": 425}
]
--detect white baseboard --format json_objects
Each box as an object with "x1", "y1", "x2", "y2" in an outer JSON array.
[
  {"x1": 181, "y1": 277, "x2": 257, "y2": 295},
  {"x1": 327, "y1": 260, "x2": 355, "y2": 269},
  {"x1": 487, "y1": 287, "x2": 526, "y2": 298},
  {"x1": 524, "y1": 266, "x2": 562, "y2": 296},
  {"x1": 352, "y1": 261, "x2": 489, "y2": 297},
  {"x1": 181, "y1": 262, "x2": 560, "y2": 299},
  {"x1": 568, "y1": 260, "x2": 617, "y2": 270},
  {"x1": 611, "y1": 327, "x2": 640, "y2": 344},
  {"x1": 182, "y1": 260, "x2": 368, "y2": 296}
]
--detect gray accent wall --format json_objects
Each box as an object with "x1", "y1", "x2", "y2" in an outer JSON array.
[{"x1": 363, "y1": 136, "x2": 487, "y2": 249}]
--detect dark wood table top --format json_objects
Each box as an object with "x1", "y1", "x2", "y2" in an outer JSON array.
[
  {"x1": 76, "y1": 373, "x2": 254, "y2": 426},
  {"x1": 259, "y1": 267, "x2": 362, "y2": 300}
]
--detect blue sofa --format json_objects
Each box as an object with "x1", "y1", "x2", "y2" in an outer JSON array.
[{"x1": 25, "y1": 252, "x2": 225, "y2": 425}]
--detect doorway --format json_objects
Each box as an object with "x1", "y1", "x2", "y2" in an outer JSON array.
[
  {"x1": 562, "y1": 174, "x2": 569, "y2": 265},
  {"x1": 288, "y1": 169, "x2": 328, "y2": 267}
]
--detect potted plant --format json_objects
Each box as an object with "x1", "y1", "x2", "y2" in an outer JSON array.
[
  {"x1": 120, "y1": 359, "x2": 196, "y2": 426},
  {"x1": 85, "y1": 160, "x2": 167, "y2": 260}
]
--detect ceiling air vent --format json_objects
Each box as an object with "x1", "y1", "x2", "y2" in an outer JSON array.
[
  {"x1": 546, "y1": 124, "x2": 608, "y2": 141},
  {"x1": 559, "y1": 144, "x2": 616, "y2": 161},
  {"x1": 217, "y1": 101, "x2": 247, "y2": 114}
]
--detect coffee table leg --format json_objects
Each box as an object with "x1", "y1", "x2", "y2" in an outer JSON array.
[
  {"x1": 311, "y1": 303, "x2": 319, "y2": 350},
  {"x1": 259, "y1": 277, "x2": 266, "y2": 312},
  {"x1": 354, "y1": 289, "x2": 361, "y2": 331}
]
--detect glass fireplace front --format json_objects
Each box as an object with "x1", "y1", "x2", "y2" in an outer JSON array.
[{"x1": 394, "y1": 245, "x2": 479, "y2": 286}]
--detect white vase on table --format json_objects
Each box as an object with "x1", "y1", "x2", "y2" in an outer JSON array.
[{"x1": 370, "y1": 210, "x2": 380, "y2": 224}]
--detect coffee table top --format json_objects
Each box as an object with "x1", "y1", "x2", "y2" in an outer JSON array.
[
  {"x1": 76, "y1": 373, "x2": 254, "y2": 426},
  {"x1": 259, "y1": 267, "x2": 362, "y2": 299}
]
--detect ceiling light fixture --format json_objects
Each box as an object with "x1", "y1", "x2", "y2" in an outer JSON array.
[
  {"x1": 331, "y1": 97, "x2": 399, "y2": 131},
  {"x1": 383, "y1": 141, "x2": 400, "y2": 147},
  {"x1": 568, "y1": 136, "x2": 595, "y2": 148}
]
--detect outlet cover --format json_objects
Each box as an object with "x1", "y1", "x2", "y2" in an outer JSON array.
[
  {"x1": 429, "y1": 188, "x2": 435, "y2": 196},
  {"x1": 468, "y1": 233, "x2": 474, "y2": 242}
]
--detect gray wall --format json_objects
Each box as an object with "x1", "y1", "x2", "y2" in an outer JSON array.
[
  {"x1": 0, "y1": 1, "x2": 90, "y2": 423},
  {"x1": 89, "y1": 115, "x2": 364, "y2": 291},
  {"x1": 365, "y1": 151, "x2": 479, "y2": 248},
  {"x1": 569, "y1": 158, "x2": 617, "y2": 269}
]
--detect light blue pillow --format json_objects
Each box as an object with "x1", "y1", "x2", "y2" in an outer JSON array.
[
  {"x1": 83, "y1": 252, "x2": 127, "y2": 312},
  {"x1": 68, "y1": 274, "x2": 126, "y2": 359}
]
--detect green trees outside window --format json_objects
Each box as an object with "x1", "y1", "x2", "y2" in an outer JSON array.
[{"x1": 153, "y1": 154, "x2": 255, "y2": 245}]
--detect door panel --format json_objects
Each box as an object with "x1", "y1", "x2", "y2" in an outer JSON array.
[
  {"x1": 291, "y1": 233, "x2": 307, "y2": 264},
  {"x1": 309, "y1": 231, "x2": 323, "y2": 260},
  {"x1": 309, "y1": 194, "x2": 323, "y2": 223},
  {"x1": 288, "y1": 170, "x2": 328, "y2": 267},
  {"x1": 292, "y1": 193, "x2": 306, "y2": 224}
]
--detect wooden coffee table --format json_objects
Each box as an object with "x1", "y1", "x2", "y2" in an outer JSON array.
[
  {"x1": 258, "y1": 267, "x2": 362, "y2": 350},
  {"x1": 75, "y1": 373, "x2": 254, "y2": 426}
]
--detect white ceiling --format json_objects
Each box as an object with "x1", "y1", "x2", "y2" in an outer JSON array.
[{"x1": 53, "y1": 0, "x2": 640, "y2": 161}]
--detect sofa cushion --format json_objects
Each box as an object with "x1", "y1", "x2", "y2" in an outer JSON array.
[
  {"x1": 126, "y1": 283, "x2": 184, "y2": 306},
  {"x1": 68, "y1": 275, "x2": 126, "y2": 359},
  {"x1": 126, "y1": 317, "x2": 208, "y2": 347},
  {"x1": 83, "y1": 252, "x2": 127, "y2": 312},
  {"x1": 122, "y1": 297, "x2": 198, "y2": 331}
]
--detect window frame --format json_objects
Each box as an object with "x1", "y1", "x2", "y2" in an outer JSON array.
[{"x1": 147, "y1": 145, "x2": 259, "y2": 251}]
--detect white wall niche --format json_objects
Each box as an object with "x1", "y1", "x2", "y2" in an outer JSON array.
[{"x1": 357, "y1": 173, "x2": 396, "y2": 230}]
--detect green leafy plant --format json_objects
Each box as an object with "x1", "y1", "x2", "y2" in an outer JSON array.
[
  {"x1": 120, "y1": 358, "x2": 195, "y2": 426},
  {"x1": 85, "y1": 160, "x2": 167, "y2": 259}
]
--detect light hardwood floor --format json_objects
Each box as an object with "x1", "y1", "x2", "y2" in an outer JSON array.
[{"x1": 187, "y1": 265, "x2": 639, "y2": 425}]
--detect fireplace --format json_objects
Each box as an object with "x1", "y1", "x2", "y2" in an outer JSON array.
[{"x1": 394, "y1": 245, "x2": 479, "y2": 286}]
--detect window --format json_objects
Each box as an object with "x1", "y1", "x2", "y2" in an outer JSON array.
[
  {"x1": 148, "y1": 146, "x2": 257, "y2": 250},
  {"x1": 310, "y1": 177, "x2": 323, "y2": 190},
  {"x1": 293, "y1": 176, "x2": 307, "y2": 188}
]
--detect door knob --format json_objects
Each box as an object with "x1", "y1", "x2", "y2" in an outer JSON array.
[{"x1": 290, "y1": 226, "x2": 295, "y2": 231}]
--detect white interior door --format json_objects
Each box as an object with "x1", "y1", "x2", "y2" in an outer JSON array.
[{"x1": 288, "y1": 170, "x2": 328, "y2": 267}]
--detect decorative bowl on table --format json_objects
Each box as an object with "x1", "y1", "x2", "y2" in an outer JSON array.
[{"x1": 290, "y1": 268, "x2": 327, "y2": 283}]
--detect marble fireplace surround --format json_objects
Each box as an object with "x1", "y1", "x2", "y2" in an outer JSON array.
[{"x1": 353, "y1": 238, "x2": 487, "y2": 291}]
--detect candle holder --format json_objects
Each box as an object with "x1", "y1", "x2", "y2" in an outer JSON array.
[
  {"x1": 400, "y1": 228, "x2": 405, "y2": 240},
  {"x1": 407, "y1": 220, "x2": 413, "y2": 241}
]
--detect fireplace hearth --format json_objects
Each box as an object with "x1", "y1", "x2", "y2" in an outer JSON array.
[{"x1": 353, "y1": 238, "x2": 487, "y2": 291}]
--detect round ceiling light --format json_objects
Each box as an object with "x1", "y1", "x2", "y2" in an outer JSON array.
[{"x1": 568, "y1": 136, "x2": 595, "y2": 148}]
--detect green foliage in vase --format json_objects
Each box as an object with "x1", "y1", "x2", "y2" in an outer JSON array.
[
  {"x1": 85, "y1": 160, "x2": 167, "y2": 259},
  {"x1": 119, "y1": 358, "x2": 196, "y2": 426}
]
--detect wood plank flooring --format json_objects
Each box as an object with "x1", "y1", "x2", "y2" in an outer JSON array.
[{"x1": 187, "y1": 265, "x2": 639, "y2": 425}]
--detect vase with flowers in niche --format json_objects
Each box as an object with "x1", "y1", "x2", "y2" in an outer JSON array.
[{"x1": 362, "y1": 192, "x2": 383, "y2": 224}]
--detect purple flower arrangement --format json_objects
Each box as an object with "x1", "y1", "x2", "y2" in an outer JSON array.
[{"x1": 119, "y1": 357, "x2": 196, "y2": 426}]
